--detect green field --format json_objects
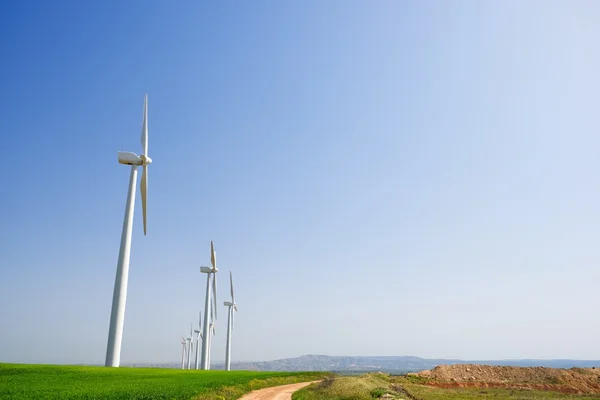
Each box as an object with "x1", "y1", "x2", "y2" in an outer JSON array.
[
  {"x1": 402, "y1": 384, "x2": 600, "y2": 400},
  {"x1": 0, "y1": 363, "x2": 329, "y2": 400},
  {"x1": 292, "y1": 374, "x2": 600, "y2": 400},
  {"x1": 292, "y1": 373, "x2": 396, "y2": 400}
]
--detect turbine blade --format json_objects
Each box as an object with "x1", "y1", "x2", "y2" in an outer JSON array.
[
  {"x1": 230, "y1": 271, "x2": 234, "y2": 302},
  {"x1": 140, "y1": 165, "x2": 148, "y2": 235},
  {"x1": 141, "y1": 94, "x2": 148, "y2": 156},
  {"x1": 210, "y1": 241, "x2": 216, "y2": 269},
  {"x1": 234, "y1": 304, "x2": 237, "y2": 312},
  {"x1": 198, "y1": 311, "x2": 202, "y2": 329},
  {"x1": 212, "y1": 273, "x2": 218, "y2": 320},
  {"x1": 232, "y1": 308, "x2": 234, "y2": 331}
]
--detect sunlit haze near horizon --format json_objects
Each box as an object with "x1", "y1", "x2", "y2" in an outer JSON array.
[{"x1": 1, "y1": 1, "x2": 599, "y2": 365}]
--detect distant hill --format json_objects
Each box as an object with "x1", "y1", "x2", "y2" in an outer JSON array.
[
  {"x1": 131, "y1": 355, "x2": 600, "y2": 373},
  {"x1": 230, "y1": 355, "x2": 444, "y2": 373},
  {"x1": 228, "y1": 355, "x2": 600, "y2": 373}
]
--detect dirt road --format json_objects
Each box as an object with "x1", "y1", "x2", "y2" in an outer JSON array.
[{"x1": 238, "y1": 381, "x2": 319, "y2": 400}]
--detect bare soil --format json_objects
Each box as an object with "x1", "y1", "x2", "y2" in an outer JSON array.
[
  {"x1": 413, "y1": 364, "x2": 600, "y2": 394},
  {"x1": 238, "y1": 381, "x2": 320, "y2": 400}
]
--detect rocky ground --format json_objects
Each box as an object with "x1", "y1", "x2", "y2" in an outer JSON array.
[{"x1": 413, "y1": 364, "x2": 600, "y2": 394}]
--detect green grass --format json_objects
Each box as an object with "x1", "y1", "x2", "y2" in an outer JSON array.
[
  {"x1": 400, "y1": 383, "x2": 600, "y2": 399},
  {"x1": 0, "y1": 363, "x2": 330, "y2": 400},
  {"x1": 292, "y1": 373, "x2": 394, "y2": 400},
  {"x1": 293, "y1": 374, "x2": 600, "y2": 400}
]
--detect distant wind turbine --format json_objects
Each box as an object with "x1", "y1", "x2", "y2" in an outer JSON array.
[
  {"x1": 223, "y1": 272, "x2": 238, "y2": 371},
  {"x1": 200, "y1": 241, "x2": 218, "y2": 370},
  {"x1": 180, "y1": 337, "x2": 187, "y2": 370},
  {"x1": 186, "y1": 325, "x2": 192, "y2": 370},
  {"x1": 188, "y1": 322, "x2": 194, "y2": 369},
  {"x1": 207, "y1": 305, "x2": 216, "y2": 369},
  {"x1": 194, "y1": 311, "x2": 203, "y2": 370},
  {"x1": 105, "y1": 94, "x2": 152, "y2": 367}
]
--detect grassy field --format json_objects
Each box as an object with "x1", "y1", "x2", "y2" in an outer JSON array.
[
  {"x1": 292, "y1": 374, "x2": 600, "y2": 400},
  {"x1": 402, "y1": 384, "x2": 600, "y2": 400},
  {"x1": 292, "y1": 373, "x2": 397, "y2": 400},
  {"x1": 0, "y1": 363, "x2": 330, "y2": 400}
]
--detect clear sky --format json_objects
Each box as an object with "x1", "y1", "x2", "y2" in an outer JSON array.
[{"x1": 1, "y1": 0, "x2": 599, "y2": 365}]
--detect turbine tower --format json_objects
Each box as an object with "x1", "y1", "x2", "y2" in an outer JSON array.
[
  {"x1": 194, "y1": 311, "x2": 203, "y2": 370},
  {"x1": 186, "y1": 324, "x2": 193, "y2": 369},
  {"x1": 105, "y1": 94, "x2": 152, "y2": 367},
  {"x1": 223, "y1": 271, "x2": 238, "y2": 371},
  {"x1": 180, "y1": 337, "x2": 186, "y2": 369},
  {"x1": 200, "y1": 241, "x2": 218, "y2": 370}
]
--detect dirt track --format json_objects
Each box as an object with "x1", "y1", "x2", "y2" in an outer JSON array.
[{"x1": 238, "y1": 381, "x2": 319, "y2": 400}]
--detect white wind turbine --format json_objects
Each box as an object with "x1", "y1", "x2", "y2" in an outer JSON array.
[
  {"x1": 186, "y1": 324, "x2": 193, "y2": 369},
  {"x1": 180, "y1": 337, "x2": 187, "y2": 370},
  {"x1": 194, "y1": 311, "x2": 203, "y2": 370},
  {"x1": 223, "y1": 272, "x2": 238, "y2": 371},
  {"x1": 105, "y1": 94, "x2": 152, "y2": 367},
  {"x1": 207, "y1": 306, "x2": 216, "y2": 369},
  {"x1": 200, "y1": 241, "x2": 218, "y2": 370}
]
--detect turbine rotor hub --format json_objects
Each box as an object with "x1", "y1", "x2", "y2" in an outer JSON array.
[{"x1": 140, "y1": 154, "x2": 152, "y2": 165}]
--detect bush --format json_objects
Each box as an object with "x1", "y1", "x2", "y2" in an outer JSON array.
[{"x1": 369, "y1": 387, "x2": 388, "y2": 398}]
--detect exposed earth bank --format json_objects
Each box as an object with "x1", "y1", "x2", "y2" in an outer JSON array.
[{"x1": 414, "y1": 364, "x2": 600, "y2": 394}]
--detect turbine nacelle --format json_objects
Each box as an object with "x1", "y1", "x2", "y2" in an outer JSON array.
[
  {"x1": 117, "y1": 152, "x2": 153, "y2": 166},
  {"x1": 118, "y1": 152, "x2": 140, "y2": 165}
]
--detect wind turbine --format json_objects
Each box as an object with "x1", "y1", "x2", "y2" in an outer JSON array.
[
  {"x1": 207, "y1": 306, "x2": 216, "y2": 369},
  {"x1": 186, "y1": 325, "x2": 193, "y2": 369},
  {"x1": 223, "y1": 272, "x2": 238, "y2": 371},
  {"x1": 180, "y1": 337, "x2": 187, "y2": 369},
  {"x1": 105, "y1": 94, "x2": 152, "y2": 367},
  {"x1": 194, "y1": 311, "x2": 203, "y2": 370},
  {"x1": 200, "y1": 241, "x2": 218, "y2": 370}
]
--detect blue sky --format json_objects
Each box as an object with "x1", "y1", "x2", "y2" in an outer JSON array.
[{"x1": 1, "y1": 0, "x2": 599, "y2": 365}]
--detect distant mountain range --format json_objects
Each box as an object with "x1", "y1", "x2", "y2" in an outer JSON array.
[{"x1": 125, "y1": 355, "x2": 600, "y2": 373}]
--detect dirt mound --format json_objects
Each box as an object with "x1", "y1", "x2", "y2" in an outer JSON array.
[{"x1": 414, "y1": 364, "x2": 600, "y2": 394}]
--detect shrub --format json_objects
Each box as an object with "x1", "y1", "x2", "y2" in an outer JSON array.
[{"x1": 369, "y1": 387, "x2": 388, "y2": 398}]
